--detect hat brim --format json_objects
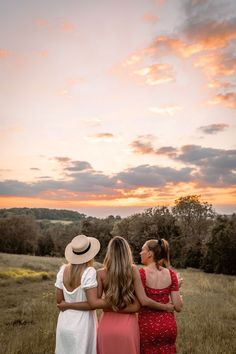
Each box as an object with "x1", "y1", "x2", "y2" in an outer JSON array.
[{"x1": 65, "y1": 237, "x2": 100, "y2": 264}]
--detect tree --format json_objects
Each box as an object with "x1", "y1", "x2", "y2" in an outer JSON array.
[
  {"x1": 172, "y1": 195, "x2": 215, "y2": 267},
  {"x1": 113, "y1": 207, "x2": 180, "y2": 263},
  {"x1": 0, "y1": 215, "x2": 40, "y2": 254},
  {"x1": 202, "y1": 215, "x2": 236, "y2": 275}
]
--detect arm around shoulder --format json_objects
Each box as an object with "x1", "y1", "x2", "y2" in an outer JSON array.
[{"x1": 133, "y1": 265, "x2": 174, "y2": 312}]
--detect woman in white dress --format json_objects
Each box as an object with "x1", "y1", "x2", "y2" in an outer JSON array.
[{"x1": 55, "y1": 234, "x2": 106, "y2": 354}]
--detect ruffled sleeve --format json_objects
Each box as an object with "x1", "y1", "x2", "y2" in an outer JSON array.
[
  {"x1": 55, "y1": 264, "x2": 65, "y2": 289},
  {"x1": 81, "y1": 267, "x2": 97, "y2": 290},
  {"x1": 169, "y1": 269, "x2": 179, "y2": 292}
]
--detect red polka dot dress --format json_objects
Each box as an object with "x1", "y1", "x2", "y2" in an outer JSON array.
[{"x1": 138, "y1": 268, "x2": 179, "y2": 354}]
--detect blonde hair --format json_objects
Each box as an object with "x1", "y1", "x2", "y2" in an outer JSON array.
[
  {"x1": 103, "y1": 236, "x2": 135, "y2": 310},
  {"x1": 68, "y1": 259, "x2": 93, "y2": 288},
  {"x1": 146, "y1": 238, "x2": 170, "y2": 269}
]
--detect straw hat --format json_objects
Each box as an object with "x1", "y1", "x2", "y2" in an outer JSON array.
[{"x1": 65, "y1": 234, "x2": 100, "y2": 264}]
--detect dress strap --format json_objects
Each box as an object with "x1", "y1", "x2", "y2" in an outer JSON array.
[{"x1": 139, "y1": 268, "x2": 146, "y2": 287}]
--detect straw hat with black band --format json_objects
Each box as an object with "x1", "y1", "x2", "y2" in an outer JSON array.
[{"x1": 65, "y1": 234, "x2": 100, "y2": 264}]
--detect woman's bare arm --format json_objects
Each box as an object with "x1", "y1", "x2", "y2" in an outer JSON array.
[
  {"x1": 116, "y1": 296, "x2": 141, "y2": 313},
  {"x1": 133, "y1": 266, "x2": 174, "y2": 312},
  {"x1": 57, "y1": 300, "x2": 92, "y2": 311},
  {"x1": 55, "y1": 288, "x2": 64, "y2": 304},
  {"x1": 86, "y1": 287, "x2": 110, "y2": 310},
  {"x1": 97, "y1": 269, "x2": 104, "y2": 298},
  {"x1": 170, "y1": 291, "x2": 183, "y2": 312}
]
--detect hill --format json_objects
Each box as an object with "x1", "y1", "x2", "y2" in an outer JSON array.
[{"x1": 0, "y1": 207, "x2": 86, "y2": 221}]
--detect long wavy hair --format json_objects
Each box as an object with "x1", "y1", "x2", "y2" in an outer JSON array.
[{"x1": 103, "y1": 236, "x2": 135, "y2": 310}]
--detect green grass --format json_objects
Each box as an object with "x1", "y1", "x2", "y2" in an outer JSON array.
[{"x1": 0, "y1": 253, "x2": 235, "y2": 354}]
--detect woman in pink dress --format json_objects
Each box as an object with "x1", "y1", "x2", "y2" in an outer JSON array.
[
  {"x1": 137, "y1": 239, "x2": 183, "y2": 354},
  {"x1": 96, "y1": 236, "x2": 140, "y2": 354}
]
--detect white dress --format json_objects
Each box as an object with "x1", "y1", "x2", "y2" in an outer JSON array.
[{"x1": 55, "y1": 266, "x2": 98, "y2": 354}]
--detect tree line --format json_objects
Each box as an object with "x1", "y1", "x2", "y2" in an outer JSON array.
[{"x1": 0, "y1": 196, "x2": 235, "y2": 275}]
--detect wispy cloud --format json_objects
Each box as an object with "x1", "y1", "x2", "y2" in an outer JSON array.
[
  {"x1": 65, "y1": 161, "x2": 92, "y2": 172},
  {"x1": 54, "y1": 157, "x2": 71, "y2": 164},
  {"x1": 135, "y1": 63, "x2": 174, "y2": 85},
  {"x1": 143, "y1": 13, "x2": 158, "y2": 23},
  {"x1": 59, "y1": 20, "x2": 76, "y2": 33},
  {"x1": 198, "y1": 123, "x2": 229, "y2": 134},
  {"x1": 86, "y1": 133, "x2": 117, "y2": 142},
  {"x1": 209, "y1": 92, "x2": 236, "y2": 109},
  {"x1": 0, "y1": 49, "x2": 11, "y2": 58},
  {"x1": 149, "y1": 105, "x2": 183, "y2": 116}
]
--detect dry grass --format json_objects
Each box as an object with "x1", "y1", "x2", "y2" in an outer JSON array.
[
  {"x1": 0, "y1": 253, "x2": 235, "y2": 354},
  {"x1": 176, "y1": 269, "x2": 236, "y2": 354}
]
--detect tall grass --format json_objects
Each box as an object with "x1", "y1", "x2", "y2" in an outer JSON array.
[{"x1": 0, "y1": 253, "x2": 235, "y2": 353}]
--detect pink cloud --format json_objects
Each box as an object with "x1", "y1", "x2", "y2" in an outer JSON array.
[
  {"x1": 135, "y1": 63, "x2": 174, "y2": 85},
  {"x1": 59, "y1": 21, "x2": 76, "y2": 33},
  {"x1": 0, "y1": 49, "x2": 11, "y2": 58},
  {"x1": 209, "y1": 92, "x2": 236, "y2": 109}
]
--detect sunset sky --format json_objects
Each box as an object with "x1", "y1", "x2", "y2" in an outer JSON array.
[{"x1": 1, "y1": 0, "x2": 236, "y2": 217}]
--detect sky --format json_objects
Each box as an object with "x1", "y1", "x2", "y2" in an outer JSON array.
[{"x1": 0, "y1": 0, "x2": 236, "y2": 217}]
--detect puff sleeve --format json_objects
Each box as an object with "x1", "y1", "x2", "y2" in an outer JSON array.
[
  {"x1": 55, "y1": 265, "x2": 65, "y2": 289},
  {"x1": 81, "y1": 267, "x2": 97, "y2": 290},
  {"x1": 169, "y1": 269, "x2": 179, "y2": 292}
]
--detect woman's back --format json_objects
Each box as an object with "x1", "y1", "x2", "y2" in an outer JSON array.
[
  {"x1": 55, "y1": 265, "x2": 97, "y2": 354},
  {"x1": 144, "y1": 266, "x2": 172, "y2": 290},
  {"x1": 97, "y1": 236, "x2": 140, "y2": 354},
  {"x1": 139, "y1": 267, "x2": 178, "y2": 354}
]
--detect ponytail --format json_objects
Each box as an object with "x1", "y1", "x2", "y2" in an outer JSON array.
[{"x1": 159, "y1": 239, "x2": 170, "y2": 268}]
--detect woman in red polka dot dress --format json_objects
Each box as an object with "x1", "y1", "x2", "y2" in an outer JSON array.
[{"x1": 137, "y1": 239, "x2": 183, "y2": 354}]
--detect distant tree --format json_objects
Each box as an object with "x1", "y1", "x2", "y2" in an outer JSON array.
[
  {"x1": 172, "y1": 195, "x2": 215, "y2": 267},
  {"x1": 0, "y1": 215, "x2": 40, "y2": 254},
  {"x1": 0, "y1": 207, "x2": 86, "y2": 221},
  {"x1": 80, "y1": 217, "x2": 114, "y2": 262},
  {"x1": 202, "y1": 215, "x2": 236, "y2": 275},
  {"x1": 113, "y1": 207, "x2": 180, "y2": 263},
  {"x1": 37, "y1": 233, "x2": 54, "y2": 256}
]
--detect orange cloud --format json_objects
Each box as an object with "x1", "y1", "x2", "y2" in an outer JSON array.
[
  {"x1": 0, "y1": 49, "x2": 11, "y2": 58},
  {"x1": 209, "y1": 92, "x2": 236, "y2": 109},
  {"x1": 86, "y1": 133, "x2": 117, "y2": 143},
  {"x1": 194, "y1": 51, "x2": 236, "y2": 91},
  {"x1": 121, "y1": 54, "x2": 143, "y2": 68},
  {"x1": 95, "y1": 133, "x2": 115, "y2": 139},
  {"x1": 130, "y1": 140, "x2": 155, "y2": 155},
  {"x1": 143, "y1": 13, "x2": 157, "y2": 23},
  {"x1": 147, "y1": 36, "x2": 203, "y2": 58},
  {"x1": 135, "y1": 63, "x2": 174, "y2": 85},
  {"x1": 60, "y1": 21, "x2": 76, "y2": 33},
  {"x1": 1, "y1": 184, "x2": 235, "y2": 210}
]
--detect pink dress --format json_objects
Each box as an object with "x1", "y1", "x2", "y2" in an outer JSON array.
[
  {"x1": 97, "y1": 311, "x2": 140, "y2": 354},
  {"x1": 138, "y1": 268, "x2": 179, "y2": 354}
]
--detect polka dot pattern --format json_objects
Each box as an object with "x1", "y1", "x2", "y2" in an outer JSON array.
[{"x1": 138, "y1": 268, "x2": 179, "y2": 354}]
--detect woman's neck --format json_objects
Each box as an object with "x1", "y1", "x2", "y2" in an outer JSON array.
[{"x1": 145, "y1": 260, "x2": 157, "y2": 268}]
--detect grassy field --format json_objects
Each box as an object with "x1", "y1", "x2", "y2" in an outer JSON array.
[{"x1": 0, "y1": 253, "x2": 235, "y2": 354}]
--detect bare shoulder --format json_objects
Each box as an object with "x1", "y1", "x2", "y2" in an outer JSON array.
[
  {"x1": 97, "y1": 268, "x2": 106, "y2": 279},
  {"x1": 132, "y1": 264, "x2": 140, "y2": 278},
  {"x1": 160, "y1": 266, "x2": 170, "y2": 273}
]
